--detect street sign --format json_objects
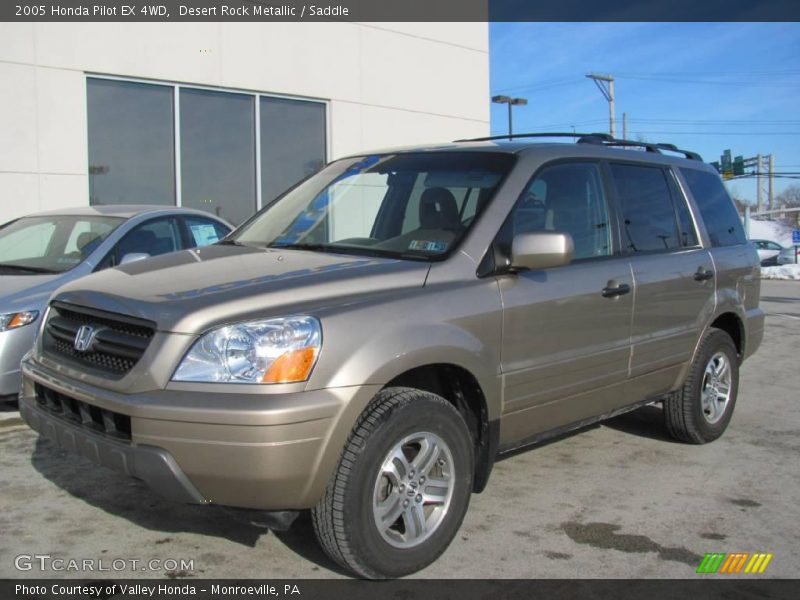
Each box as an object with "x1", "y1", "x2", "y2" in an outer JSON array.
[{"x1": 793, "y1": 229, "x2": 800, "y2": 244}]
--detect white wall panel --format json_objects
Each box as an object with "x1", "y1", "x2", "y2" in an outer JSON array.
[{"x1": 0, "y1": 22, "x2": 489, "y2": 222}]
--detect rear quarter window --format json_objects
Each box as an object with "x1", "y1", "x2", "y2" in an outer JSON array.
[{"x1": 680, "y1": 168, "x2": 746, "y2": 247}]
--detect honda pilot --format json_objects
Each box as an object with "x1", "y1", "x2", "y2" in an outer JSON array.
[{"x1": 19, "y1": 133, "x2": 763, "y2": 578}]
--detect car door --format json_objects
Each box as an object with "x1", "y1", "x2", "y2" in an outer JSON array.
[
  {"x1": 607, "y1": 162, "x2": 715, "y2": 399},
  {"x1": 497, "y1": 161, "x2": 634, "y2": 445}
]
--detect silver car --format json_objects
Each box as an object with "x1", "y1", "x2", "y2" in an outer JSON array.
[
  {"x1": 750, "y1": 238, "x2": 784, "y2": 266},
  {"x1": 0, "y1": 205, "x2": 231, "y2": 400},
  {"x1": 777, "y1": 244, "x2": 799, "y2": 265}
]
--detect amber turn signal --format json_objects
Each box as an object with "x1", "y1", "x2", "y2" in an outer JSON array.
[{"x1": 262, "y1": 347, "x2": 319, "y2": 384}]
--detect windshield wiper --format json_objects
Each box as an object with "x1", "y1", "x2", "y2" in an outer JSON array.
[
  {"x1": 268, "y1": 242, "x2": 429, "y2": 261},
  {"x1": 0, "y1": 263, "x2": 59, "y2": 274},
  {"x1": 268, "y1": 243, "x2": 330, "y2": 252},
  {"x1": 217, "y1": 239, "x2": 248, "y2": 246}
]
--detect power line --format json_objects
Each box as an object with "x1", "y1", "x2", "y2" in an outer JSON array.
[
  {"x1": 614, "y1": 74, "x2": 800, "y2": 87},
  {"x1": 617, "y1": 69, "x2": 800, "y2": 77},
  {"x1": 492, "y1": 77, "x2": 582, "y2": 94},
  {"x1": 625, "y1": 131, "x2": 800, "y2": 136},
  {"x1": 628, "y1": 118, "x2": 800, "y2": 125}
]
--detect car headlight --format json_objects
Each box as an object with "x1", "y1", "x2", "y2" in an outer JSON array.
[
  {"x1": 0, "y1": 310, "x2": 40, "y2": 332},
  {"x1": 172, "y1": 316, "x2": 321, "y2": 384}
]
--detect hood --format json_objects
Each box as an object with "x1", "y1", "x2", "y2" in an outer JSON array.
[
  {"x1": 52, "y1": 244, "x2": 430, "y2": 333},
  {"x1": 0, "y1": 272, "x2": 66, "y2": 313}
]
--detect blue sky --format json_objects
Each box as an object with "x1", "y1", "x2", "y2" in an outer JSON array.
[{"x1": 489, "y1": 23, "x2": 800, "y2": 204}]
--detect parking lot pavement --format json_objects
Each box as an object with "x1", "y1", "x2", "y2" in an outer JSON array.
[{"x1": 1, "y1": 280, "x2": 798, "y2": 580}]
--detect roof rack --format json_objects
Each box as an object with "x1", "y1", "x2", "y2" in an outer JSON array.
[
  {"x1": 453, "y1": 132, "x2": 609, "y2": 143},
  {"x1": 453, "y1": 131, "x2": 702, "y2": 161}
]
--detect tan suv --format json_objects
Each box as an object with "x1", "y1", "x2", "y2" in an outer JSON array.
[{"x1": 19, "y1": 133, "x2": 763, "y2": 578}]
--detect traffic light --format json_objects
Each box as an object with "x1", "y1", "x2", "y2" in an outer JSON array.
[{"x1": 733, "y1": 155, "x2": 744, "y2": 176}]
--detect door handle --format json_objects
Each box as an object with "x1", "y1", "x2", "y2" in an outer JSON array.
[
  {"x1": 694, "y1": 268, "x2": 714, "y2": 282},
  {"x1": 601, "y1": 282, "x2": 631, "y2": 298}
]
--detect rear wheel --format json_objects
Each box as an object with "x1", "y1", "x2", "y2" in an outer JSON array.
[
  {"x1": 312, "y1": 387, "x2": 474, "y2": 579},
  {"x1": 664, "y1": 328, "x2": 739, "y2": 444}
]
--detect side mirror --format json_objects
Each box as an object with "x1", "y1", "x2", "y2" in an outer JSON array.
[
  {"x1": 511, "y1": 232, "x2": 573, "y2": 271},
  {"x1": 119, "y1": 252, "x2": 150, "y2": 266}
]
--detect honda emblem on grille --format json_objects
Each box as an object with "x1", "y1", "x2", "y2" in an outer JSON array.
[{"x1": 73, "y1": 325, "x2": 97, "y2": 352}]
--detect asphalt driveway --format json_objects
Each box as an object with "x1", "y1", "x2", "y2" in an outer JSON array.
[{"x1": 1, "y1": 280, "x2": 798, "y2": 579}]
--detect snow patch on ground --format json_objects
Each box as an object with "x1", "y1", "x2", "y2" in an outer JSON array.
[{"x1": 761, "y1": 264, "x2": 800, "y2": 280}]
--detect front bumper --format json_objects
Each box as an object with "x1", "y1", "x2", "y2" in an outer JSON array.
[
  {"x1": 20, "y1": 355, "x2": 381, "y2": 509},
  {"x1": 20, "y1": 399, "x2": 206, "y2": 504}
]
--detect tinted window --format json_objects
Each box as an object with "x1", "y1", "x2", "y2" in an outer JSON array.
[
  {"x1": 87, "y1": 78, "x2": 175, "y2": 206},
  {"x1": 184, "y1": 217, "x2": 230, "y2": 248},
  {"x1": 180, "y1": 88, "x2": 256, "y2": 226},
  {"x1": 611, "y1": 164, "x2": 681, "y2": 253},
  {"x1": 680, "y1": 169, "x2": 746, "y2": 247},
  {"x1": 260, "y1": 97, "x2": 327, "y2": 204},
  {"x1": 507, "y1": 162, "x2": 611, "y2": 261}
]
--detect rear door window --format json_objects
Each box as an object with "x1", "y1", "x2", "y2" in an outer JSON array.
[
  {"x1": 184, "y1": 217, "x2": 231, "y2": 248},
  {"x1": 666, "y1": 171, "x2": 699, "y2": 248},
  {"x1": 610, "y1": 163, "x2": 681, "y2": 253}
]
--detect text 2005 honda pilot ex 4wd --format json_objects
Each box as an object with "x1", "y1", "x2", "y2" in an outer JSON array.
[{"x1": 20, "y1": 133, "x2": 763, "y2": 578}]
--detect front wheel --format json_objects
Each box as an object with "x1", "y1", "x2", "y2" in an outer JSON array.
[
  {"x1": 664, "y1": 328, "x2": 739, "y2": 444},
  {"x1": 312, "y1": 387, "x2": 474, "y2": 579}
]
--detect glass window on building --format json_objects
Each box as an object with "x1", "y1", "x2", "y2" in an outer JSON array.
[
  {"x1": 87, "y1": 78, "x2": 176, "y2": 206},
  {"x1": 180, "y1": 88, "x2": 257, "y2": 226},
  {"x1": 86, "y1": 78, "x2": 327, "y2": 225},
  {"x1": 261, "y1": 97, "x2": 327, "y2": 205}
]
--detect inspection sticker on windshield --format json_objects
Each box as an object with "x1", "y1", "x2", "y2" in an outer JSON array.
[{"x1": 408, "y1": 240, "x2": 448, "y2": 253}]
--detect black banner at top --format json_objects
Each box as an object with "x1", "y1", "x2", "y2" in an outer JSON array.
[{"x1": 3, "y1": 0, "x2": 800, "y2": 22}]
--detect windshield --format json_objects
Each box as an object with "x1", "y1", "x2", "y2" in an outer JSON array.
[
  {"x1": 0, "y1": 215, "x2": 123, "y2": 274},
  {"x1": 233, "y1": 152, "x2": 515, "y2": 260}
]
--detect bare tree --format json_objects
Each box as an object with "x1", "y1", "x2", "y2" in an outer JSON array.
[
  {"x1": 775, "y1": 184, "x2": 800, "y2": 227},
  {"x1": 776, "y1": 184, "x2": 800, "y2": 208},
  {"x1": 725, "y1": 184, "x2": 751, "y2": 215}
]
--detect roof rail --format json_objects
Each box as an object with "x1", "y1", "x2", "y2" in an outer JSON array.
[
  {"x1": 453, "y1": 131, "x2": 702, "y2": 161},
  {"x1": 654, "y1": 143, "x2": 703, "y2": 161},
  {"x1": 453, "y1": 132, "x2": 609, "y2": 143}
]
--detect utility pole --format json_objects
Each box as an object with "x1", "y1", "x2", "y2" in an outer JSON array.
[
  {"x1": 622, "y1": 112, "x2": 628, "y2": 139},
  {"x1": 491, "y1": 95, "x2": 528, "y2": 139},
  {"x1": 768, "y1": 154, "x2": 775, "y2": 212},
  {"x1": 586, "y1": 73, "x2": 616, "y2": 137},
  {"x1": 756, "y1": 153, "x2": 763, "y2": 214}
]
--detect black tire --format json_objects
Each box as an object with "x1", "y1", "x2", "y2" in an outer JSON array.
[
  {"x1": 664, "y1": 328, "x2": 739, "y2": 444},
  {"x1": 311, "y1": 387, "x2": 474, "y2": 579}
]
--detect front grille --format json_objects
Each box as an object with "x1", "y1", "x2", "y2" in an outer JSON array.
[
  {"x1": 42, "y1": 302, "x2": 155, "y2": 377},
  {"x1": 34, "y1": 382, "x2": 131, "y2": 442}
]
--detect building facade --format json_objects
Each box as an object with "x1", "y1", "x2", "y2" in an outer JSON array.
[{"x1": 0, "y1": 22, "x2": 489, "y2": 225}]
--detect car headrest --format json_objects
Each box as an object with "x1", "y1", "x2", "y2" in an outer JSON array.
[{"x1": 419, "y1": 187, "x2": 459, "y2": 229}]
